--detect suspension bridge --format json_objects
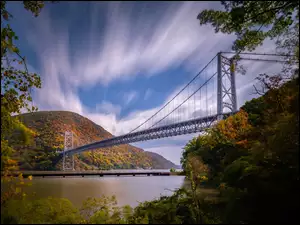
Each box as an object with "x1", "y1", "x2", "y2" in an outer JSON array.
[{"x1": 61, "y1": 51, "x2": 288, "y2": 170}]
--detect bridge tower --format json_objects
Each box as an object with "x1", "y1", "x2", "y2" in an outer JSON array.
[
  {"x1": 217, "y1": 52, "x2": 237, "y2": 120},
  {"x1": 63, "y1": 131, "x2": 75, "y2": 171}
]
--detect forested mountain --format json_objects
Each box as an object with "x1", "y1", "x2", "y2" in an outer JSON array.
[
  {"x1": 10, "y1": 111, "x2": 179, "y2": 170},
  {"x1": 145, "y1": 151, "x2": 181, "y2": 169}
]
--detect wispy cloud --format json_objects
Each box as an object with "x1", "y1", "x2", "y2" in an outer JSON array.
[
  {"x1": 144, "y1": 89, "x2": 153, "y2": 100},
  {"x1": 124, "y1": 91, "x2": 138, "y2": 105},
  {"x1": 96, "y1": 101, "x2": 121, "y2": 116},
  {"x1": 25, "y1": 2, "x2": 236, "y2": 88}
]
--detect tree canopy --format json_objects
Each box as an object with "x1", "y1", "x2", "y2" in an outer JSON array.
[
  {"x1": 1, "y1": 1, "x2": 47, "y2": 175},
  {"x1": 197, "y1": 1, "x2": 299, "y2": 54}
]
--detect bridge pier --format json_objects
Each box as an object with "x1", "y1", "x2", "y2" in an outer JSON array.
[{"x1": 63, "y1": 131, "x2": 75, "y2": 171}]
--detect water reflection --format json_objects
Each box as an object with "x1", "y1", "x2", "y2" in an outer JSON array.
[{"x1": 24, "y1": 175, "x2": 185, "y2": 208}]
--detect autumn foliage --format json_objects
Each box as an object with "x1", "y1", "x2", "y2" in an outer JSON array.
[
  {"x1": 181, "y1": 77, "x2": 299, "y2": 223},
  {"x1": 10, "y1": 111, "x2": 173, "y2": 171}
]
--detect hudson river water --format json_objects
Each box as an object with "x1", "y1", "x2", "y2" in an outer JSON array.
[{"x1": 23, "y1": 170, "x2": 186, "y2": 208}]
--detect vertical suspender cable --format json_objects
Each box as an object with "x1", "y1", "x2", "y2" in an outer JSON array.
[{"x1": 206, "y1": 71, "x2": 208, "y2": 117}]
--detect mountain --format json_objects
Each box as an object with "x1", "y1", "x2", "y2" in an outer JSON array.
[
  {"x1": 145, "y1": 151, "x2": 181, "y2": 169},
  {"x1": 12, "y1": 111, "x2": 179, "y2": 170}
]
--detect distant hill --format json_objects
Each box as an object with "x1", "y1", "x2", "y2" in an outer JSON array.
[
  {"x1": 11, "y1": 111, "x2": 179, "y2": 171},
  {"x1": 145, "y1": 151, "x2": 181, "y2": 169}
]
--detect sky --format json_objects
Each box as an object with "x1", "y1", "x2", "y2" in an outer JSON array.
[{"x1": 6, "y1": 1, "x2": 284, "y2": 165}]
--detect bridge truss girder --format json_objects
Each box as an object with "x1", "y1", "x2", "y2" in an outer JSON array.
[{"x1": 61, "y1": 113, "x2": 232, "y2": 157}]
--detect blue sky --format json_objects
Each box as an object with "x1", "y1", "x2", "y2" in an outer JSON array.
[{"x1": 7, "y1": 1, "x2": 282, "y2": 165}]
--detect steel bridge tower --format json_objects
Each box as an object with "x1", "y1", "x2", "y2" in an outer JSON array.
[
  {"x1": 62, "y1": 131, "x2": 75, "y2": 171},
  {"x1": 217, "y1": 52, "x2": 237, "y2": 120}
]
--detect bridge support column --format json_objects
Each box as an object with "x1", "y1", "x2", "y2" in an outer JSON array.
[
  {"x1": 63, "y1": 131, "x2": 75, "y2": 171},
  {"x1": 217, "y1": 52, "x2": 223, "y2": 120},
  {"x1": 72, "y1": 155, "x2": 75, "y2": 171},
  {"x1": 217, "y1": 52, "x2": 238, "y2": 120},
  {"x1": 230, "y1": 58, "x2": 237, "y2": 112}
]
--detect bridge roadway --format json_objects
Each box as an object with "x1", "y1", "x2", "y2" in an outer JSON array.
[
  {"x1": 9, "y1": 170, "x2": 174, "y2": 178},
  {"x1": 62, "y1": 113, "x2": 233, "y2": 156}
]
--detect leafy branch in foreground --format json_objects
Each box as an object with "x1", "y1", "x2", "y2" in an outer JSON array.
[
  {"x1": 198, "y1": 1, "x2": 299, "y2": 52},
  {"x1": 1, "y1": 0, "x2": 50, "y2": 216},
  {"x1": 1, "y1": 0, "x2": 48, "y2": 173}
]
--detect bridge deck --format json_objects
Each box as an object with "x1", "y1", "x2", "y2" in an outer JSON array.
[
  {"x1": 62, "y1": 113, "x2": 234, "y2": 156},
  {"x1": 8, "y1": 171, "x2": 173, "y2": 178}
]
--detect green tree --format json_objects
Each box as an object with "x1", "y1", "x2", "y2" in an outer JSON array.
[
  {"x1": 197, "y1": 1, "x2": 299, "y2": 53},
  {"x1": 182, "y1": 76, "x2": 299, "y2": 223},
  {"x1": 1, "y1": 0, "x2": 52, "y2": 218},
  {"x1": 181, "y1": 137, "x2": 203, "y2": 172},
  {"x1": 2, "y1": 197, "x2": 81, "y2": 224},
  {"x1": 1, "y1": 1, "x2": 47, "y2": 175},
  {"x1": 79, "y1": 195, "x2": 135, "y2": 224}
]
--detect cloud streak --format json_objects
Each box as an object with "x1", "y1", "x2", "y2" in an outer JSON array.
[
  {"x1": 96, "y1": 101, "x2": 121, "y2": 116},
  {"x1": 144, "y1": 89, "x2": 153, "y2": 100},
  {"x1": 124, "y1": 91, "x2": 138, "y2": 105}
]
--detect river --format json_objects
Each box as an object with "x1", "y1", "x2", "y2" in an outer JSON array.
[{"x1": 23, "y1": 170, "x2": 186, "y2": 208}]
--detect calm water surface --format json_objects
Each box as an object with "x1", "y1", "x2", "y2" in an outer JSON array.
[{"x1": 24, "y1": 170, "x2": 186, "y2": 208}]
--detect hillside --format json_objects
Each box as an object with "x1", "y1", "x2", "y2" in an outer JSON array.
[
  {"x1": 11, "y1": 111, "x2": 179, "y2": 171},
  {"x1": 145, "y1": 151, "x2": 181, "y2": 169}
]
